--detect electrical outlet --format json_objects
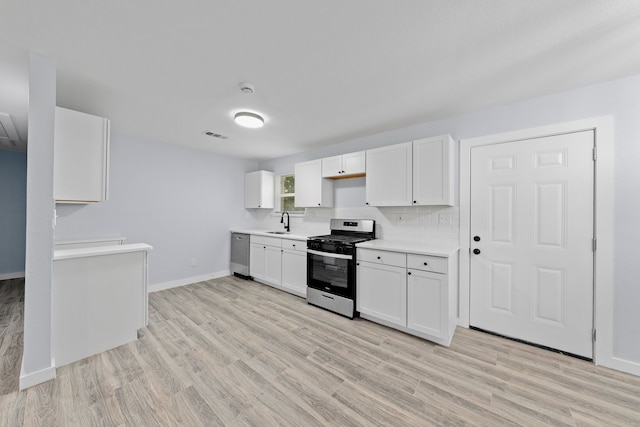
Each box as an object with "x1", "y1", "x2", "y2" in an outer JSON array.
[
  {"x1": 438, "y1": 213, "x2": 451, "y2": 225},
  {"x1": 190, "y1": 258, "x2": 197, "y2": 267}
]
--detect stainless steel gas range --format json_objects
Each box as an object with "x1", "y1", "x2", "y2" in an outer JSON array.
[{"x1": 306, "y1": 218, "x2": 375, "y2": 318}]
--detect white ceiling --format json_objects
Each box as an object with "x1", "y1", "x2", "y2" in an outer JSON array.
[{"x1": 2, "y1": 1, "x2": 640, "y2": 159}]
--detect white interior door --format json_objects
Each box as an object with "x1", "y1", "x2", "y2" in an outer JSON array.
[{"x1": 469, "y1": 130, "x2": 594, "y2": 358}]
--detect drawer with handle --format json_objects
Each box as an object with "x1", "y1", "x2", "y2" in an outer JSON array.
[
  {"x1": 250, "y1": 235, "x2": 282, "y2": 248},
  {"x1": 407, "y1": 253, "x2": 447, "y2": 274},
  {"x1": 281, "y1": 239, "x2": 307, "y2": 252},
  {"x1": 357, "y1": 248, "x2": 406, "y2": 268}
]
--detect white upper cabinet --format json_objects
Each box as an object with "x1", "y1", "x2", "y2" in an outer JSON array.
[
  {"x1": 294, "y1": 159, "x2": 333, "y2": 207},
  {"x1": 244, "y1": 170, "x2": 275, "y2": 209},
  {"x1": 365, "y1": 142, "x2": 413, "y2": 206},
  {"x1": 413, "y1": 135, "x2": 454, "y2": 206},
  {"x1": 53, "y1": 107, "x2": 110, "y2": 203},
  {"x1": 321, "y1": 151, "x2": 366, "y2": 178},
  {"x1": 365, "y1": 135, "x2": 455, "y2": 207}
]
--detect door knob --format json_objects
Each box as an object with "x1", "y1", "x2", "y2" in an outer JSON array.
[
  {"x1": 473, "y1": 236, "x2": 481, "y2": 242},
  {"x1": 473, "y1": 249, "x2": 481, "y2": 255}
]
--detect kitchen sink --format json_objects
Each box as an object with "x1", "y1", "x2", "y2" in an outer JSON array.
[{"x1": 266, "y1": 231, "x2": 288, "y2": 234}]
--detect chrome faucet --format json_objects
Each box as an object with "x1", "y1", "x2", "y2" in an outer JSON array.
[{"x1": 280, "y1": 211, "x2": 290, "y2": 232}]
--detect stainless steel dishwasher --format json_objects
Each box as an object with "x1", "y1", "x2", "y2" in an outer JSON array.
[{"x1": 230, "y1": 233, "x2": 251, "y2": 279}]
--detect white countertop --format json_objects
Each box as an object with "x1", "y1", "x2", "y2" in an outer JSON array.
[
  {"x1": 54, "y1": 236, "x2": 126, "y2": 245},
  {"x1": 231, "y1": 229, "x2": 311, "y2": 241},
  {"x1": 356, "y1": 239, "x2": 460, "y2": 257},
  {"x1": 53, "y1": 243, "x2": 153, "y2": 261}
]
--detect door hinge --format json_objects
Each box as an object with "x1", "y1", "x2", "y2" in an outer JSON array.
[
  {"x1": 592, "y1": 238, "x2": 597, "y2": 252},
  {"x1": 593, "y1": 147, "x2": 597, "y2": 161},
  {"x1": 592, "y1": 329, "x2": 596, "y2": 342}
]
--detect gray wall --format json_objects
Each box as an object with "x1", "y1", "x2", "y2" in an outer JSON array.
[
  {"x1": 54, "y1": 133, "x2": 258, "y2": 285},
  {"x1": 22, "y1": 51, "x2": 56, "y2": 379},
  {"x1": 0, "y1": 150, "x2": 27, "y2": 276},
  {"x1": 259, "y1": 74, "x2": 640, "y2": 365}
]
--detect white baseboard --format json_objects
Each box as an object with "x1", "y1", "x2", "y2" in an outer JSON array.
[
  {"x1": 19, "y1": 359, "x2": 56, "y2": 390},
  {"x1": 601, "y1": 356, "x2": 640, "y2": 377},
  {"x1": 0, "y1": 271, "x2": 25, "y2": 281},
  {"x1": 148, "y1": 270, "x2": 231, "y2": 293}
]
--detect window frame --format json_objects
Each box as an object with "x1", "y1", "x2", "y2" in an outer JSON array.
[{"x1": 275, "y1": 173, "x2": 305, "y2": 215}]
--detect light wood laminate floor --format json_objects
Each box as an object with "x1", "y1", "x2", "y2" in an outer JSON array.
[
  {"x1": 2, "y1": 276, "x2": 640, "y2": 426},
  {"x1": 0, "y1": 278, "x2": 24, "y2": 396}
]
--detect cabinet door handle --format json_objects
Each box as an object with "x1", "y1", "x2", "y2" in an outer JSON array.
[
  {"x1": 408, "y1": 271, "x2": 412, "y2": 275},
  {"x1": 423, "y1": 262, "x2": 428, "y2": 266},
  {"x1": 413, "y1": 200, "x2": 417, "y2": 204},
  {"x1": 377, "y1": 256, "x2": 381, "y2": 260}
]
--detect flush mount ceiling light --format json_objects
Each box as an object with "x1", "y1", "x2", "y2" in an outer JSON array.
[{"x1": 234, "y1": 112, "x2": 264, "y2": 128}]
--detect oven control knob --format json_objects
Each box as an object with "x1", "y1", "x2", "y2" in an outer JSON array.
[{"x1": 336, "y1": 245, "x2": 345, "y2": 254}]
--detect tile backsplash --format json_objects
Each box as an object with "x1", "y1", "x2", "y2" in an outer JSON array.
[{"x1": 253, "y1": 205, "x2": 460, "y2": 242}]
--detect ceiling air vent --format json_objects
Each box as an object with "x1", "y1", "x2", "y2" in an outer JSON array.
[
  {"x1": 203, "y1": 131, "x2": 228, "y2": 140},
  {"x1": 0, "y1": 112, "x2": 21, "y2": 147}
]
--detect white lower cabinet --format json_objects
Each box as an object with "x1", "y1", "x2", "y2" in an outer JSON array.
[
  {"x1": 53, "y1": 244, "x2": 151, "y2": 367},
  {"x1": 357, "y1": 250, "x2": 407, "y2": 328},
  {"x1": 281, "y1": 239, "x2": 307, "y2": 298},
  {"x1": 249, "y1": 243, "x2": 266, "y2": 281},
  {"x1": 264, "y1": 245, "x2": 283, "y2": 287},
  {"x1": 250, "y1": 235, "x2": 282, "y2": 288},
  {"x1": 250, "y1": 235, "x2": 307, "y2": 297},
  {"x1": 357, "y1": 247, "x2": 459, "y2": 346},
  {"x1": 407, "y1": 269, "x2": 446, "y2": 338}
]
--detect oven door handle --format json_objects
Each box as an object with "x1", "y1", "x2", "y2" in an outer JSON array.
[{"x1": 307, "y1": 249, "x2": 353, "y2": 260}]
